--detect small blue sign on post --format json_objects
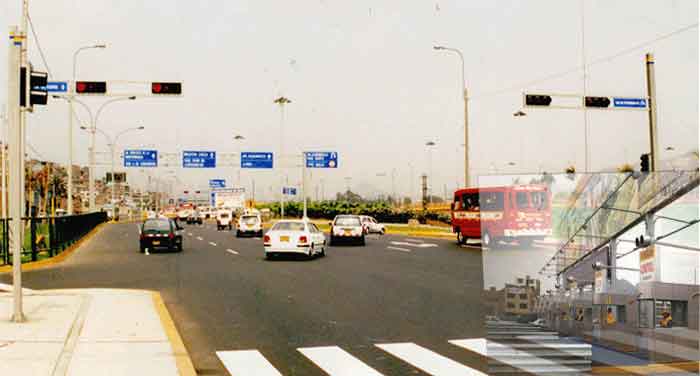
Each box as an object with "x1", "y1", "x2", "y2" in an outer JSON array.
[
  {"x1": 209, "y1": 179, "x2": 226, "y2": 189},
  {"x1": 45, "y1": 81, "x2": 68, "y2": 93},
  {"x1": 613, "y1": 98, "x2": 647, "y2": 108},
  {"x1": 305, "y1": 152, "x2": 338, "y2": 168},
  {"x1": 124, "y1": 149, "x2": 158, "y2": 167},
  {"x1": 210, "y1": 192, "x2": 216, "y2": 206},
  {"x1": 283, "y1": 187, "x2": 297, "y2": 195},
  {"x1": 183, "y1": 151, "x2": 216, "y2": 168},
  {"x1": 241, "y1": 152, "x2": 273, "y2": 169}
]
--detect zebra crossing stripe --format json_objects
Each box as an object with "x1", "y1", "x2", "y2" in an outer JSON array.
[
  {"x1": 376, "y1": 342, "x2": 487, "y2": 376},
  {"x1": 449, "y1": 339, "x2": 487, "y2": 355},
  {"x1": 216, "y1": 350, "x2": 282, "y2": 376},
  {"x1": 298, "y1": 346, "x2": 384, "y2": 376}
]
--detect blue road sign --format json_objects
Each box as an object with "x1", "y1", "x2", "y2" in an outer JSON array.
[
  {"x1": 209, "y1": 179, "x2": 226, "y2": 189},
  {"x1": 305, "y1": 151, "x2": 338, "y2": 168},
  {"x1": 283, "y1": 187, "x2": 297, "y2": 195},
  {"x1": 124, "y1": 149, "x2": 158, "y2": 167},
  {"x1": 613, "y1": 97, "x2": 647, "y2": 108},
  {"x1": 241, "y1": 152, "x2": 273, "y2": 168},
  {"x1": 45, "y1": 81, "x2": 68, "y2": 93},
  {"x1": 183, "y1": 151, "x2": 216, "y2": 168},
  {"x1": 210, "y1": 192, "x2": 216, "y2": 206}
]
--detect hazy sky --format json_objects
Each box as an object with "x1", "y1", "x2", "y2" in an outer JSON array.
[{"x1": 1, "y1": 0, "x2": 697, "y2": 201}]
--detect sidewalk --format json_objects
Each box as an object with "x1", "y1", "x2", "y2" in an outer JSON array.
[{"x1": 0, "y1": 287, "x2": 195, "y2": 376}]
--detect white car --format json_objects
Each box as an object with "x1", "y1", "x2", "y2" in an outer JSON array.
[
  {"x1": 236, "y1": 214, "x2": 263, "y2": 237},
  {"x1": 329, "y1": 215, "x2": 365, "y2": 245},
  {"x1": 177, "y1": 209, "x2": 190, "y2": 221},
  {"x1": 264, "y1": 220, "x2": 326, "y2": 259},
  {"x1": 147, "y1": 210, "x2": 157, "y2": 219},
  {"x1": 530, "y1": 318, "x2": 547, "y2": 327},
  {"x1": 216, "y1": 210, "x2": 233, "y2": 231},
  {"x1": 360, "y1": 215, "x2": 385, "y2": 235}
]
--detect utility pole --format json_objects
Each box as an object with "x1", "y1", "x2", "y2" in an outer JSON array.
[
  {"x1": 645, "y1": 53, "x2": 659, "y2": 172},
  {"x1": 8, "y1": 23, "x2": 25, "y2": 322},
  {"x1": 1, "y1": 106, "x2": 7, "y2": 220}
]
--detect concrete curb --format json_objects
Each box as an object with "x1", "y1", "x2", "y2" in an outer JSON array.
[
  {"x1": 152, "y1": 292, "x2": 197, "y2": 376},
  {"x1": 592, "y1": 361, "x2": 700, "y2": 374},
  {"x1": 0, "y1": 222, "x2": 106, "y2": 274}
]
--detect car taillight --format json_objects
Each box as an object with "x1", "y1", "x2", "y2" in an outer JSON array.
[
  {"x1": 169, "y1": 232, "x2": 174, "y2": 239},
  {"x1": 140, "y1": 233, "x2": 145, "y2": 241},
  {"x1": 263, "y1": 235, "x2": 270, "y2": 243},
  {"x1": 299, "y1": 236, "x2": 308, "y2": 244}
]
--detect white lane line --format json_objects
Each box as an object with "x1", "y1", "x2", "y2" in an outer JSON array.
[
  {"x1": 387, "y1": 246, "x2": 411, "y2": 253},
  {"x1": 188, "y1": 232, "x2": 193, "y2": 236},
  {"x1": 209, "y1": 241, "x2": 218, "y2": 247},
  {"x1": 226, "y1": 249, "x2": 239, "y2": 255},
  {"x1": 196, "y1": 236, "x2": 203, "y2": 241},
  {"x1": 145, "y1": 248, "x2": 150, "y2": 256},
  {"x1": 403, "y1": 238, "x2": 424, "y2": 243},
  {"x1": 390, "y1": 241, "x2": 438, "y2": 248},
  {"x1": 298, "y1": 346, "x2": 384, "y2": 376},
  {"x1": 216, "y1": 350, "x2": 282, "y2": 376},
  {"x1": 376, "y1": 342, "x2": 487, "y2": 376}
]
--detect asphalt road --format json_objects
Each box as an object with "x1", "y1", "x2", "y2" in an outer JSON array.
[{"x1": 1, "y1": 222, "x2": 487, "y2": 375}]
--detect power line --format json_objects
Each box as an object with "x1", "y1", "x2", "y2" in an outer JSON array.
[
  {"x1": 26, "y1": 12, "x2": 53, "y2": 78},
  {"x1": 471, "y1": 22, "x2": 698, "y2": 100}
]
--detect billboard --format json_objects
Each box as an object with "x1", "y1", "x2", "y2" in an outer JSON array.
[{"x1": 213, "y1": 188, "x2": 245, "y2": 209}]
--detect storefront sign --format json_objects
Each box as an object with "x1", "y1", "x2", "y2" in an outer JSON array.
[{"x1": 640, "y1": 245, "x2": 656, "y2": 281}]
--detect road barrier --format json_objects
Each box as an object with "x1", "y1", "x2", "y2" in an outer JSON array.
[{"x1": 0, "y1": 212, "x2": 107, "y2": 266}]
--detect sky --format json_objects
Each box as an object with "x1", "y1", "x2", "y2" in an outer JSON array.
[{"x1": 0, "y1": 0, "x2": 698, "y2": 202}]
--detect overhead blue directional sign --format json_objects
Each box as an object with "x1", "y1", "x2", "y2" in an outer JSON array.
[
  {"x1": 305, "y1": 151, "x2": 338, "y2": 168},
  {"x1": 241, "y1": 152, "x2": 273, "y2": 169},
  {"x1": 124, "y1": 149, "x2": 158, "y2": 167},
  {"x1": 283, "y1": 187, "x2": 297, "y2": 195},
  {"x1": 613, "y1": 97, "x2": 647, "y2": 108},
  {"x1": 209, "y1": 179, "x2": 226, "y2": 189},
  {"x1": 45, "y1": 81, "x2": 68, "y2": 93},
  {"x1": 183, "y1": 150, "x2": 216, "y2": 168}
]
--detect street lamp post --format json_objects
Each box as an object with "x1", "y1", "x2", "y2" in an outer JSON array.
[
  {"x1": 425, "y1": 141, "x2": 436, "y2": 204},
  {"x1": 233, "y1": 134, "x2": 245, "y2": 186},
  {"x1": 274, "y1": 96, "x2": 291, "y2": 218},
  {"x1": 68, "y1": 44, "x2": 106, "y2": 215},
  {"x1": 81, "y1": 125, "x2": 144, "y2": 218},
  {"x1": 434, "y1": 45, "x2": 469, "y2": 187}
]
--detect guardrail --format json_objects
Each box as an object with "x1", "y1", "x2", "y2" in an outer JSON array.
[{"x1": 0, "y1": 212, "x2": 108, "y2": 266}]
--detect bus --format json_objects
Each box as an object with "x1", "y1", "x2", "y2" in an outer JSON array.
[{"x1": 451, "y1": 185, "x2": 552, "y2": 248}]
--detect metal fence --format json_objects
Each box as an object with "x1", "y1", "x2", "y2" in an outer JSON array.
[{"x1": 0, "y1": 211, "x2": 107, "y2": 266}]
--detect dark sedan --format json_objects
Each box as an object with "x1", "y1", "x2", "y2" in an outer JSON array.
[{"x1": 139, "y1": 218, "x2": 184, "y2": 253}]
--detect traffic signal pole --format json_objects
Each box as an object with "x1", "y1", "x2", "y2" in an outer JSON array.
[
  {"x1": 7, "y1": 25, "x2": 25, "y2": 322},
  {"x1": 645, "y1": 53, "x2": 659, "y2": 172}
]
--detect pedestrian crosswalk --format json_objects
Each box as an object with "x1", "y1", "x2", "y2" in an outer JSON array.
[
  {"x1": 216, "y1": 339, "x2": 487, "y2": 375},
  {"x1": 214, "y1": 326, "x2": 593, "y2": 376}
]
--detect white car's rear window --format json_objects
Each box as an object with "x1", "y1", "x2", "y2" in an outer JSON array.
[
  {"x1": 272, "y1": 222, "x2": 305, "y2": 231},
  {"x1": 334, "y1": 217, "x2": 361, "y2": 226}
]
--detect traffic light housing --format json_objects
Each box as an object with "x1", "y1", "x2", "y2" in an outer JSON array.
[
  {"x1": 151, "y1": 82, "x2": 182, "y2": 95},
  {"x1": 640, "y1": 153, "x2": 650, "y2": 172},
  {"x1": 19, "y1": 66, "x2": 48, "y2": 108},
  {"x1": 525, "y1": 94, "x2": 552, "y2": 106},
  {"x1": 75, "y1": 81, "x2": 107, "y2": 94},
  {"x1": 585, "y1": 96, "x2": 611, "y2": 108}
]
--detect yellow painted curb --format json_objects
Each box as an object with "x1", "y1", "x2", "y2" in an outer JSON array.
[
  {"x1": 152, "y1": 292, "x2": 197, "y2": 376},
  {"x1": 592, "y1": 361, "x2": 700, "y2": 374},
  {"x1": 0, "y1": 222, "x2": 106, "y2": 273}
]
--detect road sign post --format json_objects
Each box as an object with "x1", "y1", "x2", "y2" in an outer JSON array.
[
  {"x1": 209, "y1": 179, "x2": 226, "y2": 189},
  {"x1": 302, "y1": 151, "x2": 339, "y2": 218}
]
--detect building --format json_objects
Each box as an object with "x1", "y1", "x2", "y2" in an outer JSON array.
[{"x1": 504, "y1": 276, "x2": 541, "y2": 317}]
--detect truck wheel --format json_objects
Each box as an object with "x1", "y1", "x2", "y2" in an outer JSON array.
[{"x1": 456, "y1": 230, "x2": 466, "y2": 245}]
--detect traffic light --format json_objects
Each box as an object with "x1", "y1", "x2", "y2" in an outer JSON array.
[
  {"x1": 640, "y1": 153, "x2": 650, "y2": 172},
  {"x1": 584, "y1": 96, "x2": 611, "y2": 108},
  {"x1": 525, "y1": 94, "x2": 552, "y2": 106},
  {"x1": 75, "y1": 81, "x2": 107, "y2": 94},
  {"x1": 19, "y1": 66, "x2": 48, "y2": 108},
  {"x1": 151, "y1": 82, "x2": 182, "y2": 95}
]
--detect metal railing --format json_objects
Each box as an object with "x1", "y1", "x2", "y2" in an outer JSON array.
[{"x1": 0, "y1": 211, "x2": 107, "y2": 266}]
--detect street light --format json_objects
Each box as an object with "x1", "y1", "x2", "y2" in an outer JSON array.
[
  {"x1": 434, "y1": 45, "x2": 469, "y2": 187},
  {"x1": 233, "y1": 134, "x2": 245, "y2": 186},
  {"x1": 80, "y1": 124, "x2": 144, "y2": 218},
  {"x1": 65, "y1": 43, "x2": 107, "y2": 215},
  {"x1": 274, "y1": 96, "x2": 291, "y2": 218}
]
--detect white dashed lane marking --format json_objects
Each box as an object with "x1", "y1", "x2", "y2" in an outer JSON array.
[
  {"x1": 209, "y1": 242, "x2": 217, "y2": 247},
  {"x1": 387, "y1": 246, "x2": 411, "y2": 253},
  {"x1": 196, "y1": 236, "x2": 203, "y2": 241},
  {"x1": 226, "y1": 249, "x2": 239, "y2": 255}
]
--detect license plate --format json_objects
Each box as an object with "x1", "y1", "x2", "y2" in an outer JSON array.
[
  {"x1": 279, "y1": 236, "x2": 289, "y2": 242},
  {"x1": 344, "y1": 229, "x2": 352, "y2": 235},
  {"x1": 152, "y1": 241, "x2": 160, "y2": 245}
]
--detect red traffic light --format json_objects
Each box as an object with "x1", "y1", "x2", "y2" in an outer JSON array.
[
  {"x1": 184, "y1": 190, "x2": 189, "y2": 194},
  {"x1": 525, "y1": 94, "x2": 552, "y2": 106},
  {"x1": 585, "y1": 96, "x2": 611, "y2": 108},
  {"x1": 151, "y1": 82, "x2": 182, "y2": 95},
  {"x1": 75, "y1": 81, "x2": 107, "y2": 94}
]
